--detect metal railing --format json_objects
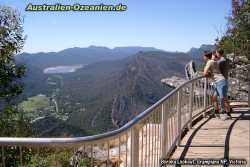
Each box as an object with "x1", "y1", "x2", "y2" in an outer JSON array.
[{"x1": 0, "y1": 76, "x2": 214, "y2": 167}]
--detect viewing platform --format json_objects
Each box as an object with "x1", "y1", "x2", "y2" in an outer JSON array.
[{"x1": 170, "y1": 102, "x2": 249, "y2": 167}]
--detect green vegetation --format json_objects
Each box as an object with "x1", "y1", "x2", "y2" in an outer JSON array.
[
  {"x1": 0, "y1": 5, "x2": 31, "y2": 136},
  {"x1": 18, "y1": 95, "x2": 51, "y2": 122},
  {"x1": 27, "y1": 151, "x2": 71, "y2": 167},
  {"x1": 0, "y1": 5, "x2": 34, "y2": 166},
  {"x1": 20, "y1": 95, "x2": 49, "y2": 113}
]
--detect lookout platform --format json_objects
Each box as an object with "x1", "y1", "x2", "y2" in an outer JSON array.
[{"x1": 169, "y1": 102, "x2": 250, "y2": 167}]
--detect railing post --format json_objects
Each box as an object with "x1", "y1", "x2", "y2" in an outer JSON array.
[
  {"x1": 188, "y1": 83, "x2": 194, "y2": 129},
  {"x1": 248, "y1": 81, "x2": 250, "y2": 107},
  {"x1": 177, "y1": 90, "x2": 182, "y2": 146},
  {"x1": 2, "y1": 146, "x2": 5, "y2": 167},
  {"x1": 20, "y1": 146, "x2": 23, "y2": 167},
  {"x1": 203, "y1": 78, "x2": 208, "y2": 117},
  {"x1": 248, "y1": 72, "x2": 250, "y2": 106},
  {"x1": 131, "y1": 126, "x2": 139, "y2": 167},
  {"x1": 160, "y1": 103, "x2": 168, "y2": 159},
  {"x1": 107, "y1": 142, "x2": 110, "y2": 167},
  {"x1": 90, "y1": 144, "x2": 93, "y2": 167}
]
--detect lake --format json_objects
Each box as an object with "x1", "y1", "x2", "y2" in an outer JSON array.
[{"x1": 43, "y1": 64, "x2": 84, "y2": 74}]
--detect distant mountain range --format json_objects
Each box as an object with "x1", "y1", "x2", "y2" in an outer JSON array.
[
  {"x1": 17, "y1": 46, "x2": 162, "y2": 69},
  {"x1": 17, "y1": 45, "x2": 215, "y2": 69},
  {"x1": 16, "y1": 45, "x2": 215, "y2": 137}
]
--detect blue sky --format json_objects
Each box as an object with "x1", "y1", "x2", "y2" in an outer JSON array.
[{"x1": 0, "y1": 0, "x2": 231, "y2": 53}]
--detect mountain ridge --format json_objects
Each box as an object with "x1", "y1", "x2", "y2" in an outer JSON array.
[{"x1": 16, "y1": 46, "x2": 162, "y2": 69}]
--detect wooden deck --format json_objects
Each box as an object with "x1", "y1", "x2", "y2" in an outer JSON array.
[{"x1": 168, "y1": 106, "x2": 250, "y2": 167}]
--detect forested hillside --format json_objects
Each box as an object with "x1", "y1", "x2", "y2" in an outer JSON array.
[{"x1": 18, "y1": 50, "x2": 195, "y2": 136}]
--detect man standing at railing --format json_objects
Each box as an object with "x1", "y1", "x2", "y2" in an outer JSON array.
[{"x1": 216, "y1": 49, "x2": 232, "y2": 118}]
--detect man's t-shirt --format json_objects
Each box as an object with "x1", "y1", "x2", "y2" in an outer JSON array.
[
  {"x1": 217, "y1": 57, "x2": 230, "y2": 80},
  {"x1": 204, "y1": 59, "x2": 225, "y2": 83}
]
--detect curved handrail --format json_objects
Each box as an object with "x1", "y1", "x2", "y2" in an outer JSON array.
[{"x1": 0, "y1": 76, "x2": 205, "y2": 146}]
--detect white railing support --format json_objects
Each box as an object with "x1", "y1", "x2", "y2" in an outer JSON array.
[
  {"x1": 248, "y1": 81, "x2": 250, "y2": 106},
  {"x1": 160, "y1": 103, "x2": 168, "y2": 159},
  {"x1": 131, "y1": 126, "x2": 139, "y2": 167},
  {"x1": 248, "y1": 72, "x2": 250, "y2": 106},
  {"x1": 2, "y1": 146, "x2": 5, "y2": 167},
  {"x1": 203, "y1": 78, "x2": 208, "y2": 117},
  {"x1": 177, "y1": 90, "x2": 182, "y2": 146},
  {"x1": 204, "y1": 78, "x2": 208, "y2": 108},
  {"x1": 20, "y1": 146, "x2": 23, "y2": 167},
  {"x1": 188, "y1": 83, "x2": 194, "y2": 129},
  {"x1": 90, "y1": 144, "x2": 93, "y2": 166}
]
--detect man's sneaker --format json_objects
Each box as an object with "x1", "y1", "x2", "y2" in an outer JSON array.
[
  {"x1": 230, "y1": 107, "x2": 233, "y2": 113},
  {"x1": 214, "y1": 110, "x2": 220, "y2": 119},
  {"x1": 215, "y1": 113, "x2": 220, "y2": 119},
  {"x1": 226, "y1": 112, "x2": 232, "y2": 119}
]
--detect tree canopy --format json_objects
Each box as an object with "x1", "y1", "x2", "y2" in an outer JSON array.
[
  {"x1": 0, "y1": 6, "x2": 31, "y2": 138},
  {"x1": 217, "y1": 0, "x2": 250, "y2": 61},
  {"x1": 0, "y1": 6, "x2": 26, "y2": 102}
]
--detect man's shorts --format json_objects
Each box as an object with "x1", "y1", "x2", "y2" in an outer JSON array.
[{"x1": 214, "y1": 80, "x2": 228, "y2": 98}]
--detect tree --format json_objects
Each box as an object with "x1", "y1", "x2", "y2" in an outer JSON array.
[
  {"x1": 0, "y1": 5, "x2": 33, "y2": 166},
  {"x1": 0, "y1": 5, "x2": 32, "y2": 136},
  {"x1": 217, "y1": 0, "x2": 250, "y2": 62},
  {"x1": 0, "y1": 6, "x2": 26, "y2": 102},
  {"x1": 216, "y1": 0, "x2": 250, "y2": 75}
]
